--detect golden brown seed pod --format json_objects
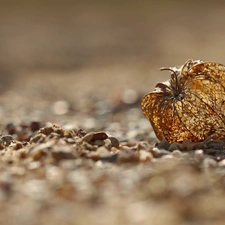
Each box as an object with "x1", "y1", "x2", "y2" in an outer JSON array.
[{"x1": 141, "y1": 59, "x2": 225, "y2": 143}]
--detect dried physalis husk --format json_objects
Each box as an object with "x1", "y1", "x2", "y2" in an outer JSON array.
[{"x1": 142, "y1": 59, "x2": 225, "y2": 143}]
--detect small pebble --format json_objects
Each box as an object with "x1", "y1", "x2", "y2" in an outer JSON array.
[
  {"x1": 122, "y1": 89, "x2": 138, "y2": 104},
  {"x1": 202, "y1": 158, "x2": 217, "y2": 168},
  {"x1": 82, "y1": 133, "x2": 94, "y2": 143},
  {"x1": 206, "y1": 140, "x2": 225, "y2": 150},
  {"x1": 9, "y1": 141, "x2": 23, "y2": 150},
  {"x1": 150, "y1": 147, "x2": 170, "y2": 158},
  {"x1": 1, "y1": 135, "x2": 14, "y2": 146},
  {"x1": 96, "y1": 146, "x2": 110, "y2": 157},
  {"x1": 168, "y1": 143, "x2": 181, "y2": 151},
  {"x1": 194, "y1": 149, "x2": 205, "y2": 161},
  {"x1": 52, "y1": 100, "x2": 70, "y2": 115},
  {"x1": 76, "y1": 129, "x2": 87, "y2": 138},
  {"x1": 135, "y1": 142, "x2": 150, "y2": 151},
  {"x1": 111, "y1": 147, "x2": 119, "y2": 153},
  {"x1": 66, "y1": 138, "x2": 75, "y2": 144},
  {"x1": 204, "y1": 149, "x2": 220, "y2": 156},
  {"x1": 101, "y1": 153, "x2": 118, "y2": 162},
  {"x1": 92, "y1": 132, "x2": 108, "y2": 141},
  {"x1": 155, "y1": 139, "x2": 170, "y2": 150},
  {"x1": 62, "y1": 129, "x2": 75, "y2": 138},
  {"x1": 139, "y1": 150, "x2": 153, "y2": 162},
  {"x1": 0, "y1": 141, "x2": 5, "y2": 150},
  {"x1": 108, "y1": 136, "x2": 120, "y2": 149},
  {"x1": 192, "y1": 141, "x2": 207, "y2": 150},
  {"x1": 181, "y1": 140, "x2": 193, "y2": 151},
  {"x1": 104, "y1": 139, "x2": 112, "y2": 150},
  {"x1": 161, "y1": 154, "x2": 173, "y2": 160},
  {"x1": 30, "y1": 133, "x2": 46, "y2": 144},
  {"x1": 39, "y1": 126, "x2": 55, "y2": 136},
  {"x1": 6, "y1": 123, "x2": 16, "y2": 135},
  {"x1": 171, "y1": 150, "x2": 183, "y2": 158},
  {"x1": 30, "y1": 121, "x2": 42, "y2": 132},
  {"x1": 218, "y1": 159, "x2": 225, "y2": 167}
]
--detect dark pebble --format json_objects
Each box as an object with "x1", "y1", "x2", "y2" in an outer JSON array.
[
  {"x1": 204, "y1": 149, "x2": 220, "y2": 156},
  {"x1": 6, "y1": 123, "x2": 16, "y2": 135},
  {"x1": 101, "y1": 153, "x2": 118, "y2": 162},
  {"x1": 1, "y1": 135, "x2": 14, "y2": 146},
  {"x1": 206, "y1": 140, "x2": 225, "y2": 150},
  {"x1": 52, "y1": 151, "x2": 77, "y2": 161},
  {"x1": 168, "y1": 143, "x2": 181, "y2": 151},
  {"x1": 76, "y1": 129, "x2": 87, "y2": 138},
  {"x1": 30, "y1": 121, "x2": 42, "y2": 132},
  {"x1": 108, "y1": 136, "x2": 120, "y2": 149},
  {"x1": 155, "y1": 139, "x2": 170, "y2": 150},
  {"x1": 192, "y1": 142, "x2": 207, "y2": 150},
  {"x1": 181, "y1": 140, "x2": 193, "y2": 151},
  {"x1": 92, "y1": 132, "x2": 108, "y2": 141}
]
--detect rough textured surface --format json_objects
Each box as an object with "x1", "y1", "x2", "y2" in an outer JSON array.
[{"x1": 1, "y1": 1, "x2": 225, "y2": 225}]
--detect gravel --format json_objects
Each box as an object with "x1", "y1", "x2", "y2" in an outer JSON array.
[
  {"x1": 1, "y1": 2, "x2": 225, "y2": 223},
  {"x1": 0, "y1": 115, "x2": 224, "y2": 225}
]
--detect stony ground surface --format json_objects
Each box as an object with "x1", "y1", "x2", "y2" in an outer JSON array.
[{"x1": 1, "y1": 1, "x2": 225, "y2": 224}]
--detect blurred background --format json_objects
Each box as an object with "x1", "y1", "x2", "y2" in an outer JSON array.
[{"x1": 0, "y1": 0, "x2": 225, "y2": 128}]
